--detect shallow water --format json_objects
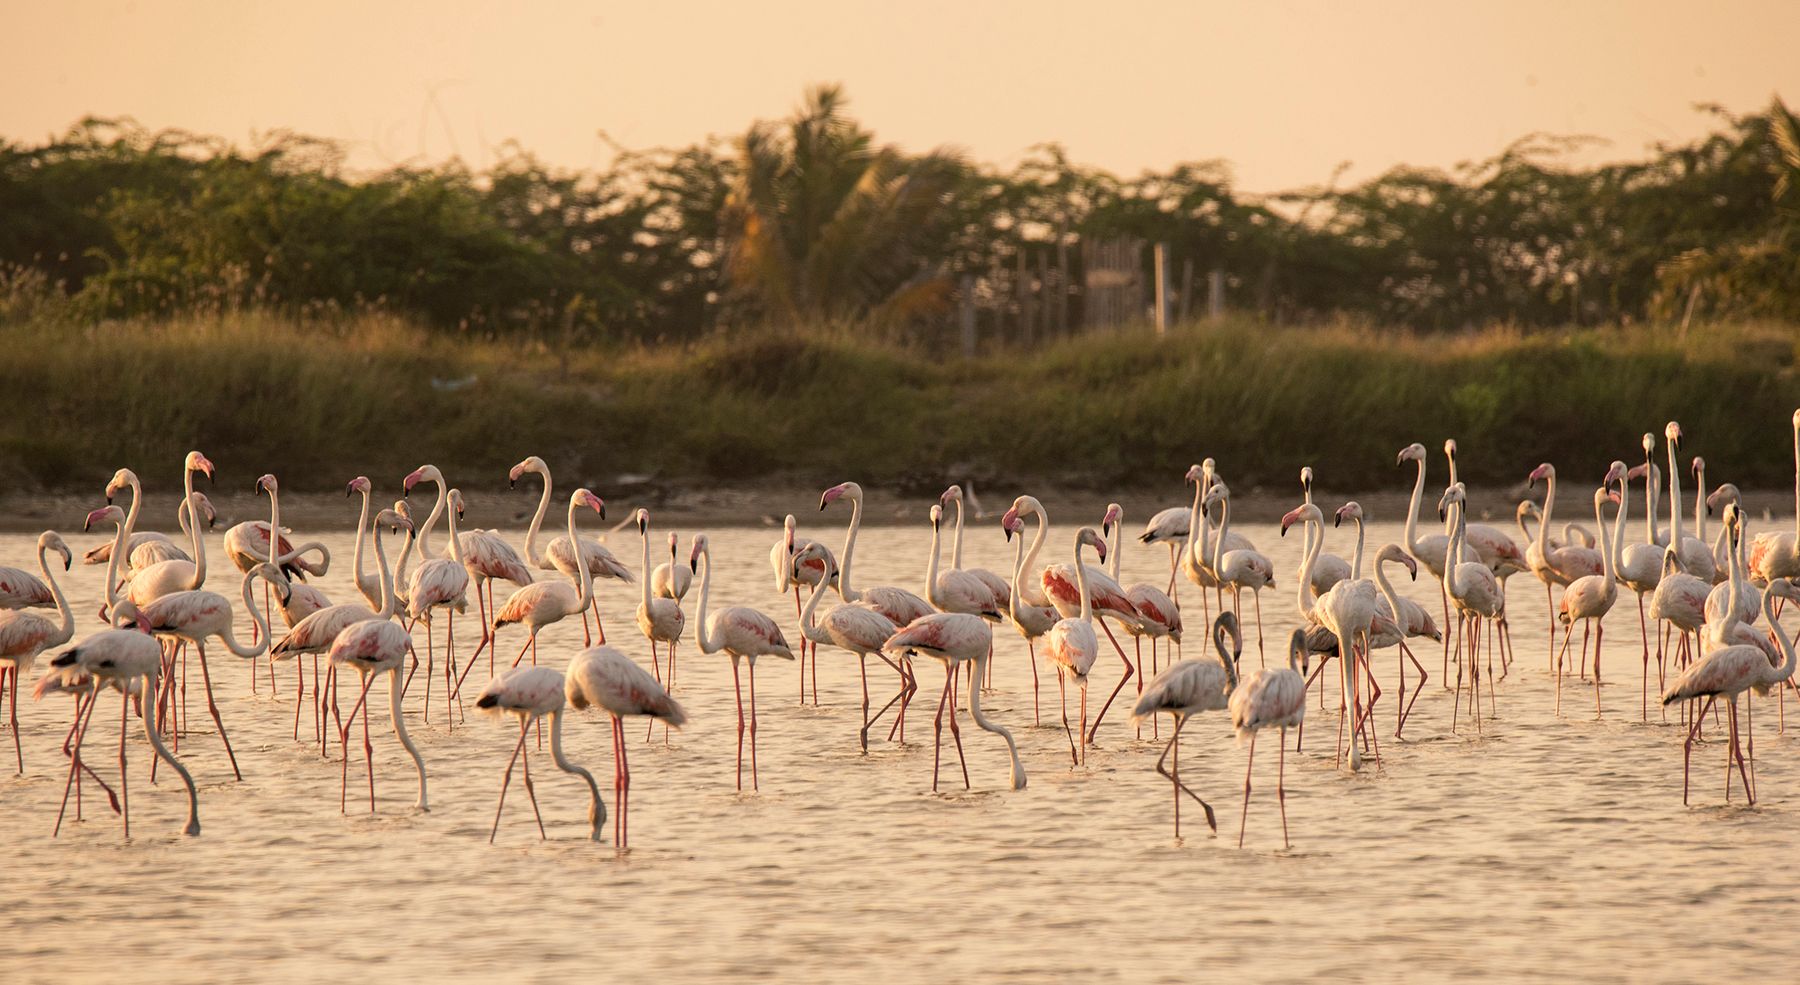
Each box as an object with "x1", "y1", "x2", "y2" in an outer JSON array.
[{"x1": 4, "y1": 516, "x2": 1796, "y2": 983}]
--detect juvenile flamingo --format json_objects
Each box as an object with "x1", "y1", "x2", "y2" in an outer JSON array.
[
  {"x1": 1130, "y1": 612, "x2": 1241, "y2": 837},
  {"x1": 1229, "y1": 627, "x2": 1309, "y2": 850},
  {"x1": 565, "y1": 646, "x2": 686, "y2": 847},
  {"x1": 476, "y1": 665, "x2": 605, "y2": 843},
  {"x1": 0, "y1": 532, "x2": 74, "y2": 772},
  {"x1": 883, "y1": 609, "x2": 1025, "y2": 793},
  {"x1": 1661, "y1": 579, "x2": 1798, "y2": 805},
  {"x1": 49, "y1": 624, "x2": 200, "y2": 838},
  {"x1": 689, "y1": 533, "x2": 793, "y2": 791}
]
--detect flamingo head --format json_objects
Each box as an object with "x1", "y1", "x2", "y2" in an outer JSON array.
[
  {"x1": 688, "y1": 533, "x2": 709, "y2": 572},
  {"x1": 1334, "y1": 501, "x2": 1363, "y2": 528},
  {"x1": 1625, "y1": 463, "x2": 1647, "y2": 481},
  {"x1": 1436, "y1": 483, "x2": 1467, "y2": 521},
  {"x1": 192, "y1": 492, "x2": 218, "y2": 529},
  {"x1": 1603, "y1": 460, "x2": 1628, "y2": 488},
  {"x1": 374, "y1": 508, "x2": 411, "y2": 535},
  {"x1": 1665, "y1": 421, "x2": 1683, "y2": 448},
  {"x1": 1707, "y1": 483, "x2": 1740, "y2": 517},
  {"x1": 1214, "y1": 611, "x2": 1242, "y2": 662},
  {"x1": 1077, "y1": 526, "x2": 1106, "y2": 564},
  {"x1": 1392, "y1": 546, "x2": 1419, "y2": 580},
  {"x1": 574, "y1": 489, "x2": 604, "y2": 519},
  {"x1": 347, "y1": 475, "x2": 371, "y2": 498},
  {"x1": 1184, "y1": 463, "x2": 1205, "y2": 485},
  {"x1": 1286, "y1": 627, "x2": 1311, "y2": 676},
  {"x1": 104, "y1": 468, "x2": 136, "y2": 504},
  {"x1": 402, "y1": 465, "x2": 441, "y2": 496},
  {"x1": 185, "y1": 451, "x2": 215, "y2": 483},
  {"x1": 1397, "y1": 443, "x2": 1426, "y2": 466},
  {"x1": 1661, "y1": 547, "x2": 1682, "y2": 577},
  {"x1": 508, "y1": 456, "x2": 545, "y2": 487},
  {"x1": 1442, "y1": 439, "x2": 1458, "y2": 461},
  {"x1": 256, "y1": 473, "x2": 278, "y2": 497},
  {"x1": 1101, "y1": 503, "x2": 1122, "y2": 538},
  {"x1": 1202, "y1": 482, "x2": 1230, "y2": 511},
  {"x1": 1771, "y1": 578, "x2": 1800, "y2": 604},
  {"x1": 667, "y1": 531, "x2": 679, "y2": 557},
  {"x1": 929, "y1": 504, "x2": 943, "y2": 530},
  {"x1": 254, "y1": 563, "x2": 294, "y2": 605},
  {"x1": 1299, "y1": 466, "x2": 1315, "y2": 495},
  {"x1": 939, "y1": 484, "x2": 963, "y2": 506},
  {"x1": 1002, "y1": 511, "x2": 1025, "y2": 542},
  {"x1": 819, "y1": 482, "x2": 857, "y2": 512},
  {"x1": 636, "y1": 507, "x2": 650, "y2": 536},
  {"x1": 1792, "y1": 408, "x2": 1800, "y2": 429},
  {"x1": 447, "y1": 488, "x2": 465, "y2": 521},
  {"x1": 1528, "y1": 463, "x2": 1552, "y2": 485},
  {"x1": 1691, "y1": 455, "x2": 1705, "y2": 477},
  {"x1": 39, "y1": 531, "x2": 71, "y2": 571},
  {"x1": 1279, "y1": 503, "x2": 1319, "y2": 536},
  {"x1": 84, "y1": 505, "x2": 123, "y2": 532}
]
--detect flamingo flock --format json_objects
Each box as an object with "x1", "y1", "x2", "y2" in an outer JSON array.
[{"x1": 7, "y1": 411, "x2": 1800, "y2": 854}]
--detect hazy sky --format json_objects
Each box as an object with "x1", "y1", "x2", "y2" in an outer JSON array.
[{"x1": 5, "y1": 1, "x2": 1796, "y2": 192}]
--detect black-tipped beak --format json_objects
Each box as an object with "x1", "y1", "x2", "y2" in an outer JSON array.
[
  {"x1": 105, "y1": 494, "x2": 113, "y2": 506},
  {"x1": 598, "y1": 504, "x2": 606, "y2": 521},
  {"x1": 1333, "y1": 514, "x2": 1342, "y2": 528},
  {"x1": 1437, "y1": 507, "x2": 1446, "y2": 522},
  {"x1": 1409, "y1": 568, "x2": 1417, "y2": 582},
  {"x1": 689, "y1": 559, "x2": 698, "y2": 573},
  {"x1": 63, "y1": 555, "x2": 72, "y2": 571},
  {"x1": 509, "y1": 478, "x2": 516, "y2": 489}
]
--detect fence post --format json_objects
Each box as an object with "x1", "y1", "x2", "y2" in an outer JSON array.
[
  {"x1": 1208, "y1": 268, "x2": 1225, "y2": 321},
  {"x1": 1153, "y1": 243, "x2": 1168, "y2": 337}
]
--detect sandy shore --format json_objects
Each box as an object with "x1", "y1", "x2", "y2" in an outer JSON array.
[{"x1": 2, "y1": 480, "x2": 1788, "y2": 535}]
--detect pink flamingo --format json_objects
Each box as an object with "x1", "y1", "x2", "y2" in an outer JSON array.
[
  {"x1": 402, "y1": 467, "x2": 473, "y2": 726},
  {"x1": 79, "y1": 487, "x2": 213, "y2": 570},
  {"x1": 1661, "y1": 579, "x2": 1798, "y2": 805},
  {"x1": 240, "y1": 473, "x2": 334, "y2": 719},
  {"x1": 819, "y1": 482, "x2": 932, "y2": 737},
  {"x1": 274, "y1": 507, "x2": 410, "y2": 753},
  {"x1": 651, "y1": 532, "x2": 693, "y2": 602},
  {"x1": 925, "y1": 503, "x2": 1004, "y2": 620},
  {"x1": 1618, "y1": 451, "x2": 1666, "y2": 688},
  {"x1": 474, "y1": 665, "x2": 603, "y2": 843},
  {"x1": 1337, "y1": 503, "x2": 1436, "y2": 737},
  {"x1": 1137, "y1": 504, "x2": 1193, "y2": 598},
  {"x1": 1038, "y1": 526, "x2": 1106, "y2": 765},
  {"x1": 1229, "y1": 627, "x2": 1309, "y2": 850},
  {"x1": 1001, "y1": 510, "x2": 1057, "y2": 726},
  {"x1": 632, "y1": 510, "x2": 685, "y2": 741},
  {"x1": 49, "y1": 624, "x2": 200, "y2": 838},
  {"x1": 1399, "y1": 443, "x2": 1459, "y2": 676},
  {"x1": 346, "y1": 477, "x2": 405, "y2": 613},
  {"x1": 489, "y1": 489, "x2": 607, "y2": 671},
  {"x1": 771, "y1": 513, "x2": 839, "y2": 705},
  {"x1": 115, "y1": 561, "x2": 286, "y2": 780},
  {"x1": 410, "y1": 465, "x2": 531, "y2": 665},
  {"x1": 883, "y1": 610, "x2": 1025, "y2": 792},
  {"x1": 0, "y1": 532, "x2": 74, "y2": 772},
  {"x1": 689, "y1": 533, "x2": 793, "y2": 791},
  {"x1": 1442, "y1": 440, "x2": 1531, "y2": 573},
  {"x1": 1204, "y1": 481, "x2": 1275, "y2": 664},
  {"x1": 796, "y1": 559, "x2": 899, "y2": 752},
  {"x1": 1706, "y1": 505, "x2": 1765, "y2": 652},
  {"x1": 1554, "y1": 477, "x2": 1623, "y2": 718},
  {"x1": 1297, "y1": 469, "x2": 1351, "y2": 598},
  {"x1": 30, "y1": 665, "x2": 124, "y2": 828},
  {"x1": 1292, "y1": 501, "x2": 1379, "y2": 769},
  {"x1": 1525, "y1": 464, "x2": 1605, "y2": 662},
  {"x1": 1439, "y1": 483, "x2": 1505, "y2": 730},
  {"x1": 109, "y1": 453, "x2": 215, "y2": 608},
  {"x1": 939, "y1": 485, "x2": 1011, "y2": 616},
  {"x1": 565, "y1": 645, "x2": 686, "y2": 846},
  {"x1": 512, "y1": 456, "x2": 634, "y2": 643},
  {"x1": 330, "y1": 614, "x2": 428, "y2": 815},
  {"x1": 1101, "y1": 503, "x2": 1182, "y2": 737},
  {"x1": 1131, "y1": 612, "x2": 1241, "y2": 837}
]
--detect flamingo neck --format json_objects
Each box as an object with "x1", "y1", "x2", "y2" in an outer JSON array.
[
  {"x1": 1211, "y1": 495, "x2": 1231, "y2": 572},
  {"x1": 1613, "y1": 477, "x2": 1632, "y2": 571},
  {"x1": 1403, "y1": 457, "x2": 1426, "y2": 556},
  {"x1": 524, "y1": 465, "x2": 552, "y2": 567},
  {"x1": 1021, "y1": 504, "x2": 1048, "y2": 590},
  {"x1": 181, "y1": 465, "x2": 205, "y2": 589},
  {"x1": 418, "y1": 478, "x2": 446, "y2": 558},
  {"x1": 39, "y1": 541, "x2": 74, "y2": 647},
  {"x1": 1349, "y1": 516, "x2": 1366, "y2": 580},
  {"x1": 950, "y1": 495, "x2": 965, "y2": 570},
  {"x1": 568, "y1": 497, "x2": 593, "y2": 611},
  {"x1": 925, "y1": 516, "x2": 943, "y2": 601},
  {"x1": 547, "y1": 709, "x2": 598, "y2": 837},
  {"x1": 639, "y1": 523, "x2": 656, "y2": 611},
  {"x1": 1445, "y1": 503, "x2": 1467, "y2": 598},
  {"x1": 800, "y1": 577, "x2": 831, "y2": 645},
  {"x1": 441, "y1": 485, "x2": 465, "y2": 566},
  {"x1": 374, "y1": 521, "x2": 396, "y2": 619},
  {"x1": 1666, "y1": 441, "x2": 1685, "y2": 550},
  {"x1": 964, "y1": 650, "x2": 1025, "y2": 790},
  {"x1": 1184, "y1": 478, "x2": 1206, "y2": 573},
  {"x1": 1296, "y1": 515, "x2": 1320, "y2": 621},
  {"x1": 1074, "y1": 537, "x2": 1093, "y2": 624},
  {"x1": 103, "y1": 504, "x2": 129, "y2": 606},
  {"x1": 692, "y1": 549, "x2": 718, "y2": 653},
  {"x1": 1763, "y1": 587, "x2": 1797, "y2": 685},
  {"x1": 352, "y1": 487, "x2": 375, "y2": 607},
  {"x1": 1008, "y1": 526, "x2": 1028, "y2": 622},
  {"x1": 1108, "y1": 510, "x2": 1122, "y2": 582},
  {"x1": 1374, "y1": 553, "x2": 1404, "y2": 635},
  {"x1": 1212, "y1": 623, "x2": 1239, "y2": 688},
  {"x1": 221, "y1": 568, "x2": 275, "y2": 658},
  {"x1": 140, "y1": 673, "x2": 200, "y2": 835},
  {"x1": 389, "y1": 667, "x2": 428, "y2": 810},
  {"x1": 1693, "y1": 463, "x2": 1707, "y2": 543},
  {"x1": 836, "y1": 494, "x2": 863, "y2": 602},
  {"x1": 1596, "y1": 494, "x2": 1615, "y2": 584}
]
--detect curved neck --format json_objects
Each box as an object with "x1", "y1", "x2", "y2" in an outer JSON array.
[
  {"x1": 836, "y1": 495, "x2": 863, "y2": 602},
  {"x1": 692, "y1": 549, "x2": 719, "y2": 653},
  {"x1": 801, "y1": 578, "x2": 831, "y2": 645},
  {"x1": 182, "y1": 465, "x2": 204, "y2": 588},
  {"x1": 220, "y1": 569, "x2": 274, "y2": 658},
  {"x1": 1008, "y1": 527, "x2": 1029, "y2": 621},
  {"x1": 1211, "y1": 496, "x2": 1231, "y2": 571},
  {"x1": 1614, "y1": 478, "x2": 1633, "y2": 569},
  {"x1": 524, "y1": 466, "x2": 552, "y2": 566},
  {"x1": 1596, "y1": 495, "x2": 1615, "y2": 582},
  {"x1": 388, "y1": 667, "x2": 428, "y2": 810},
  {"x1": 1213, "y1": 624, "x2": 1239, "y2": 688},
  {"x1": 1296, "y1": 517, "x2": 1320, "y2": 620},
  {"x1": 1185, "y1": 479, "x2": 1206, "y2": 572},
  {"x1": 394, "y1": 522, "x2": 418, "y2": 595},
  {"x1": 965, "y1": 650, "x2": 1025, "y2": 790},
  {"x1": 374, "y1": 521, "x2": 397, "y2": 619},
  {"x1": 352, "y1": 487, "x2": 374, "y2": 606},
  {"x1": 1445, "y1": 503, "x2": 1467, "y2": 596},
  {"x1": 1693, "y1": 463, "x2": 1707, "y2": 541},
  {"x1": 1108, "y1": 511, "x2": 1123, "y2": 581},
  {"x1": 418, "y1": 479, "x2": 447, "y2": 558},
  {"x1": 1021, "y1": 506, "x2": 1048, "y2": 586},
  {"x1": 950, "y1": 496, "x2": 965, "y2": 569},
  {"x1": 1374, "y1": 553, "x2": 1404, "y2": 632},
  {"x1": 640, "y1": 525, "x2": 657, "y2": 610},
  {"x1": 1763, "y1": 588, "x2": 1797, "y2": 685},
  {"x1": 441, "y1": 486, "x2": 464, "y2": 565},
  {"x1": 1073, "y1": 537, "x2": 1093, "y2": 623},
  {"x1": 139, "y1": 673, "x2": 200, "y2": 835},
  {"x1": 38, "y1": 542, "x2": 74, "y2": 647},
  {"x1": 1403, "y1": 458, "x2": 1426, "y2": 554},
  {"x1": 567, "y1": 497, "x2": 593, "y2": 610},
  {"x1": 547, "y1": 709, "x2": 599, "y2": 838},
  {"x1": 103, "y1": 510, "x2": 128, "y2": 605},
  {"x1": 1537, "y1": 473, "x2": 1556, "y2": 556},
  {"x1": 1349, "y1": 517, "x2": 1366, "y2": 579},
  {"x1": 1641, "y1": 467, "x2": 1657, "y2": 543}
]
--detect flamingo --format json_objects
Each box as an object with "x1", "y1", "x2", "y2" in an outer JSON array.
[
  {"x1": 1337, "y1": 503, "x2": 1437, "y2": 736},
  {"x1": 1661, "y1": 424, "x2": 1715, "y2": 582},
  {"x1": 565, "y1": 646, "x2": 685, "y2": 847},
  {"x1": 1441, "y1": 439, "x2": 1531, "y2": 574},
  {"x1": 1439, "y1": 482, "x2": 1505, "y2": 730},
  {"x1": 326, "y1": 536, "x2": 427, "y2": 816},
  {"x1": 1101, "y1": 503, "x2": 1182, "y2": 737},
  {"x1": 1297, "y1": 468, "x2": 1351, "y2": 598},
  {"x1": 1618, "y1": 451, "x2": 1665, "y2": 688},
  {"x1": 49, "y1": 624, "x2": 200, "y2": 838},
  {"x1": 110, "y1": 452, "x2": 214, "y2": 607},
  {"x1": 1137, "y1": 504, "x2": 1193, "y2": 597},
  {"x1": 1705, "y1": 504, "x2": 1763, "y2": 647},
  {"x1": 346, "y1": 477, "x2": 406, "y2": 614},
  {"x1": 1229, "y1": 627, "x2": 1309, "y2": 850},
  {"x1": 222, "y1": 475, "x2": 329, "y2": 583},
  {"x1": 1650, "y1": 547, "x2": 1710, "y2": 715},
  {"x1": 689, "y1": 533, "x2": 793, "y2": 791},
  {"x1": 1692, "y1": 457, "x2": 1730, "y2": 584},
  {"x1": 29, "y1": 664, "x2": 124, "y2": 828},
  {"x1": 1554, "y1": 477, "x2": 1624, "y2": 718},
  {"x1": 770, "y1": 513, "x2": 838, "y2": 706},
  {"x1": 883, "y1": 609, "x2": 1025, "y2": 793},
  {"x1": 1399, "y1": 442, "x2": 1459, "y2": 676},
  {"x1": 79, "y1": 489, "x2": 213, "y2": 570},
  {"x1": 1038, "y1": 526, "x2": 1107, "y2": 765},
  {"x1": 939, "y1": 485, "x2": 1011, "y2": 615},
  {"x1": 114, "y1": 561, "x2": 286, "y2": 781},
  {"x1": 1525, "y1": 463, "x2": 1605, "y2": 662},
  {"x1": 1289, "y1": 501, "x2": 1379, "y2": 768},
  {"x1": 489, "y1": 489, "x2": 607, "y2": 671},
  {"x1": 1179, "y1": 459, "x2": 1256, "y2": 622},
  {"x1": 1205, "y1": 481, "x2": 1275, "y2": 665},
  {"x1": 273, "y1": 508, "x2": 410, "y2": 753},
  {"x1": 473, "y1": 665, "x2": 606, "y2": 843},
  {"x1": 793, "y1": 527, "x2": 899, "y2": 752},
  {"x1": 0, "y1": 532, "x2": 74, "y2": 772},
  {"x1": 510, "y1": 456, "x2": 634, "y2": 643},
  {"x1": 1004, "y1": 495, "x2": 1144, "y2": 743},
  {"x1": 1742, "y1": 410, "x2": 1800, "y2": 590},
  {"x1": 1661, "y1": 579, "x2": 1798, "y2": 805},
  {"x1": 632, "y1": 510, "x2": 685, "y2": 738},
  {"x1": 401, "y1": 467, "x2": 473, "y2": 726},
  {"x1": 651, "y1": 532, "x2": 693, "y2": 601},
  {"x1": 241, "y1": 473, "x2": 332, "y2": 728},
  {"x1": 1001, "y1": 510, "x2": 1057, "y2": 726},
  {"x1": 414, "y1": 471, "x2": 532, "y2": 665},
  {"x1": 924, "y1": 503, "x2": 1003, "y2": 620},
  {"x1": 1130, "y1": 612, "x2": 1241, "y2": 837},
  {"x1": 0, "y1": 541, "x2": 56, "y2": 613},
  {"x1": 820, "y1": 482, "x2": 932, "y2": 737}
]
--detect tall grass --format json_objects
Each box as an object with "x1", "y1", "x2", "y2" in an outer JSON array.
[{"x1": 0, "y1": 310, "x2": 1795, "y2": 494}]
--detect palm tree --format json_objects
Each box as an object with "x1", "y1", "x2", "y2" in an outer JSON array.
[{"x1": 721, "y1": 85, "x2": 969, "y2": 325}]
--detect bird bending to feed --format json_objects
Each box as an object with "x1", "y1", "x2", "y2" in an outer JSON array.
[
  {"x1": 1229, "y1": 627, "x2": 1309, "y2": 849},
  {"x1": 1131, "y1": 612, "x2": 1241, "y2": 837},
  {"x1": 476, "y1": 665, "x2": 603, "y2": 844},
  {"x1": 883, "y1": 609, "x2": 1025, "y2": 793}
]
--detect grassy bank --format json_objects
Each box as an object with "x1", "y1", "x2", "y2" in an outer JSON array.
[{"x1": 1, "y1": 311, "x2": 1796, "y2": 496}]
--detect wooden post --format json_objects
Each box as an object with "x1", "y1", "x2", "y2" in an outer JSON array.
[
  {"x1": 1152, "y1": 243, "x2": 1167, "y2": 336},
  {"x1": 959, "y1": 275, "x2": 977, "y2": 357},
  {"x1": 1208, "y1": 268, "x2": 1225, "y2": 321},
  {"x1": 1179, "y1": 258, "x2": 1194, "y2": 323}
]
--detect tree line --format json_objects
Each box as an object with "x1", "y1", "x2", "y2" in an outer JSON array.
[{"x1": 2, "y1": 85, "x2": 1797, "y2": 343}]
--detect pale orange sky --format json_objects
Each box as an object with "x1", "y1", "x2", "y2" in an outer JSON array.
[{"x1": 5, "y1": 1, "x2": 1796, "y2": 192}]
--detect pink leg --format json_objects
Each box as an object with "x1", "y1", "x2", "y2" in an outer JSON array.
[
  {"x1": 488, "y1": 719, "x2": 531, "y2": 843},
  {"x1": 731, "y1": 659, "x2": 745, "y2": 791},
  {"x1": 1238, "y1": 730, "x2": 1257, "y2": 849}
]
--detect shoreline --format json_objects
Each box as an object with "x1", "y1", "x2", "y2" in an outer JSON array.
[{"x1": 2, "y1": 482, "x2": 1789, "y2": 536}]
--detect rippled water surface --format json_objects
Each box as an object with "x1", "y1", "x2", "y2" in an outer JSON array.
[{"x1": 5, "y1": 518, "x2": 1797, "y2": 983}]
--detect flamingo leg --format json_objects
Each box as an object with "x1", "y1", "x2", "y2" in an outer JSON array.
[
  {"x1": 118, "y1": 687, "x2": 130, "y2": 839},
  {"x1": 1398, "y1": 640, "x2": 1428, "y2": 737},
  {"x1": 1029, "y1": 638, "x2": 1041, "y2": 726},
  {"x1": 1237, "y1": 730, "x2": 1257, "y2": 849},
  {"x1": 1086, "y1": 619, "x2": 1135, "y2": 744},
  {"x1": 1594, "y1": 621, "x2": 1605, "y2": 718},
  {"x1": 1057, "y1": 669, "x2": 1076, "y2": 765},
  {"x1": 793, "y1": 586, "x2": 806, "y2": 706},
  {"x1": 1680, "y1": 694, "x2": 1717, "y2": 805},
  {"x1": 488, "y1": 718, "x2": 531, "y2": 843},
  {"x1": 1277, "y1": 728, "x2": 1290, "y2": 849},
  {"x1": 341, "y1": 673, "x2": 375, "y2": 812},
  {"x1": 193, "y1": 642, "x2": 241, "y2": 780},
  {"x1": 947, "y1": 665, "x2": 968, "y2": 789},
  {"x1": 54, "y1": 687, "x2": 103, "y2": 837},
  {"x1": 617, "y1": 715, "x2": 631, "y2": 847},
  {"x1": 931, "y1": 669, "x2": 953, "y2": 791},
  {"x1": 363, "y1": 685, "x2": 375, "y2": 813},
  {"x1": 1155, "y1": 715, "x2": 1215, "y2": 836},
  {"x1": 748, "y1": 660, "x2": 759, "y2": 792},
  {"x1": 520, "y1": 740, "x2": 546, "y2": 840}
]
